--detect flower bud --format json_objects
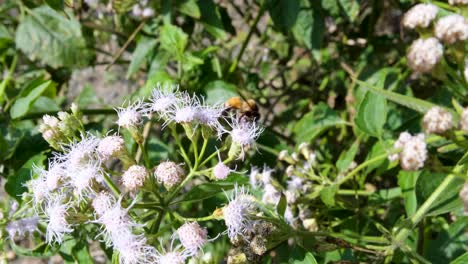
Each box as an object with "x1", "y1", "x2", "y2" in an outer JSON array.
[
  {"x1": 402, "y1": 4, "x2": 438, "y2": 29},
  {"x1": 97, "y1": 135, "x2": 126, "y2": 160},
  {"x1": 422, "y1": 106, "x2": 453, "y2": 134},
  {"x1": 213, "y1": 162, "x2": 230, "y2": 180},
  {"x1": 122, "y1": 165, "x2": 148, "y2": 191},
  {"x1": 154, "y1": 161, "x2": 185, "y2": 189},
  {"x1": 435, "y1": 15, "x2": 468, "y2": 44},
  {"x1": 177, "y1": 222, "x2": 208, "y2": 254},
  {"x1": 407, "y1": 38, "x2": 443, "y2": 73}
]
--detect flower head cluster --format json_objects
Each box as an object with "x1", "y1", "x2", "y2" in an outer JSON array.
[
  {"x1": 38, "y1": 106, "x2": 82, "y2": 149},
  {"x1": 93, "y1": 193, "x2": 157, "y2": 264},
  {"x1": 449, "y1": 0, "x2": 468, "y2": 5},
  {"x1": 131, "y1": 0, "x2": 154, "y2": 18},
  {"x1": 461, "y1": 107, "x2": 468, "y2": 132},
  {"x1": 116, "y1": 101, "x2": 144, "y2": 129},
  {"x1": 176, "y1": 222, "x2": 208, "y2": 255},
  {"x1": 407, "y1": 38, "x2": 443, "y2": 73},
  {"x1": 223, "y1": 185, "x2": 256, "y2": 239},
  {"x1": 44, "y1": 193, "x2": 73, "y2": 244},
  {"x1": 435, "y1": 15, "x2": 468, "y2": 44},
  {"x1": 144, "y1": 84, "x2": 180, "y2": 117},
  {"x1": 423, "y1": 106, "x2": 453, "y2": 134},
  {"x1": 122, "y1": 165, "x2": 148, "y2": 191},
  {"x1": 402, "y1": 4, "x2": 438, "y2": 29},
  {"x1": 97, "y1": 135, "x2": 125, "y2": 160},
  {"x1": 154, "y1": 161, "x2": 185, "y2": 189},
  {"x1": 388, "y1": 132, "x2": 427, "y2": 171},
  {"x1": 6, "y1": 217, "x2": 39, "y2": 239}
]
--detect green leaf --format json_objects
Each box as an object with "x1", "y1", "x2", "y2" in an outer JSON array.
[
  {"x1": 159, "y1": 23, "x2": 188, "y2": 58},
  {"x1": 355, "y1": 91, "x2": 387, "y2": 137},
  {"x1": 204, "y1": 80, "x2": 238, "y2": 105},
  {"x1": 276, "y1": 192, "x2": 287, "y2": 217},
  {"x1": 30, "y1": 96, "x2": 60, "y2": 113},
  {"x1": 338, "y1": 0, "x2": 360, "y2": 22},
  {"x1": 451, "y1": 252, "x2": 468, "y2": 264},
  {"x1": 336, "y1": 140, "x2": 359, "y2": 173},
  {"x1": 176, "y1": 0, "x2": 201, "y2": 18},
  {"x1": 10, "y1": 241, "x2": 59, "y2": 257},
  {"x1": 291, "y1": 252, "x2": 318, "y2": 264},
  {"x1": 5, "y1": 152, "x2": 47, "y2": 201},
  {"x1": 178, "y1": 174, "x2": 248, "y2": 203},
  {"x1": 416, "y1": 171, "x2": 464, "y2": 216},
  {"x1": 45, "y1": 0, "x2": 64, "y2": 10},
  {"x1": 198, "y1": 0, "x2": 233, "y2": 39},
  {"x1": 72, "y1": 240, "x2": 94, "y2": 263},
  {"x1": 75, "y1": 84, "x2": 101, "y2": 108},
  {"x1": 320, "y1": 184, "x2": 338, "y2": 207},
  {"x1": 15, "y1": 5, "x2": 91, "y2": 68},
  {"x1": 292, "y1": 0, "x2": 324, "y2": 52},
  {"x1": 293, "y1": 103, "x2": 349, "y2": 143},
  {"x1": 268, "y1": 0, "x2": 300, "y2": 31},
  {"x1": 10, "y1": 80, "x2": 56, "y2": 119},
  {"x1": 425, "y1": 217, "x2": 468, "y2": 263},
  {"x1": 126, "y1": 36, "x2": 157, "y2": 78},
  {"x1": 397, "y1": 170, "x2": 420, "y2": 217},
  {"x1": 356, "y1": 79, "x2": 440, "y2": 114}
]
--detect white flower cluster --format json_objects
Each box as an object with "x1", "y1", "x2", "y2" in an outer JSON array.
[
  {"x1": 92, "y1": 193, "x2": 158, "y2": 264},
  {"x1": 449, "y1": 0, "x2": 468, "y2": 6},
  {"x1": 461, "y1": 107, "x2": 468, "y2": 132},
  {"x1": 117, "y1": 84, "x2": 263, "y2": 159},
  {"x1": 403, "y1": 4, "x2": 468, "y2": 73},
  {"x1": 154, "y1": 161, "x2": 185, "y2": 189},
  {"x1": 435, "y1": 15, "x2": 468, "y2": 44},
  {"x1": 388, "y1": 132, "x2": 427, "y2": 171},
  {"x1": 423, "y1": 106, "x2": 454, "y2": 134},
  {"x1": 131, "y1": 0, "x2": 154, "y2": 18},
  {"x1": 407, "y1": 38, "x2": 443, "y2": 73},
  {"x1": 402, "y1": 4, "x2": 438, "y2": 29},
  {"x1": 5, "y1": 216, "x2": 39, "y2": 239},
  {"x1": 223, "y1": 185, "x2": 257, "y2": 239}
]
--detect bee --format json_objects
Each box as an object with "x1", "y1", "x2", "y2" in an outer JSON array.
[{"x1": 225, "y1": 96, "x2": 260, "y2": 121}]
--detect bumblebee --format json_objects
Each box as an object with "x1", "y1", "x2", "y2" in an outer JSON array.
[{"x1": 225, "y1": 96, "x2": 260, "y2": 121}]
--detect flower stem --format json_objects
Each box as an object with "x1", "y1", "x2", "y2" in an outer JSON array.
[{"x1": 102, "y1": 173, "x2": 121, "y2": 197}]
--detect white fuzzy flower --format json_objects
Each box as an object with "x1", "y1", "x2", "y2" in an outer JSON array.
[
  {"x1": 116, "y1": 101, "x2": 144, "y2": 129},
  {"x1": 388, "y1": 132, "x2": 412, "y2": 162},
  {"x1": 44, "y1": 162, "x2": 65, "y2": 191},
  {"x1": 390, "y1": 133, "x2": 427, "y2": 171},
  {"x1": 403, "y1": 4, "x2": 438, "y2": 29},
  {"x1": 213, "y1": 162, "x2": 231, "y2": 180},
  {"x1": 223, "y1": 185, "x2": 256, "y2": 239},
  {"x1": 164, "y1": 92, "x2": 201, "y2": 124},
  {"x1": 196, "y1": 103, "x2": 225, "y2": 133},
  {"x1": 156, "y1": 251, "x2": 187, "y2": 264},
  {"x1": 262, "y1": 184, "x2": 281, "y2": 205},
  {"x1": 229, "y1": 118, "x2": 263, "y2": 147},
  {"x1": 287, "y1": 176, "x2": 304, "y2": 192},
  {"x1": 6, "y1": 217, "x2": 39, "y2": 239},
  {"x1": 176, "y1": 222, "x2": 208, "y2": 254},
  {"x1": 97, "y1": 135, "x2": 125, "y2": 160},
  {"x1": 28, "y1": 178, "x2": 48, "y2": 204},
  {"x1": 407, "y1": 38, "x2": 443, "y2": 73},
  {"x1": 114, "y1": 229, "x2": 157, "y2": 264},
  {"x1": 145, "y1": 84, "x2": 180, "y2": 117},
  {"x1": 435, "y1": 15, "x2": 468, "y2": 44},
  {"x1": 449, "y1": 0, "x2": 468, "y2": 5},
  {"x1": 141, "y1": 7, "x2": 155, "y2": 18},
  {"x1": 67, "y1": 162, "x2": 102, "y2": 198},
  {"x1": 45, "y1": 194, "x2": 73, "y2": 244},
  {"x1": 57, "y1": 134, "x2": 100, "y2": 168},
  {"x1": 154, "y1": 161, "x2": 185, "y2": 189},
  {"x1": 249, "y1": 165, "x2": 273, "y2": 188},
  {"x1": 43, "y1": 114, "x2": 60, "y2": 128},
  {"x1": 461, "y1": 107, "x2": 468, "y2": 132},
  {"x1": 122, "y1": 165, "x2": 148, "y2": 190},
  {"x1": 423, "y1": 106, "x2": 453, "y2": 134},
  {"x1": 92, "y1": 192, "x2": 115, "y2": 216}
]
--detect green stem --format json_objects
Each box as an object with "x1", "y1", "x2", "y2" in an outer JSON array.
[
  {"x1": 228, "y1": 4, "x2": 266, "y2": 74},
  {"x1": 102, "y1": 173, "x2": 121, "y2": 196},
  {"x1": 337, "y1": 152, "x2": 390, "y2": 186},
  {"x1": 393, "y1": 171, "x2": 459, "y2": 248},
  {"x1": 171, "y1": 126, "x2": 192, "y2": 168}
]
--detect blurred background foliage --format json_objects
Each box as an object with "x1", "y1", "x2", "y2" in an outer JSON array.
[{"x1": 0, "y1": 0, "x2": 467, "y2": 263}]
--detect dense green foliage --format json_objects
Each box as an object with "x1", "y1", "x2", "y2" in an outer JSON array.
[{"x1": 0, "y1": 0, "x2": 467, "y2": 263}]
